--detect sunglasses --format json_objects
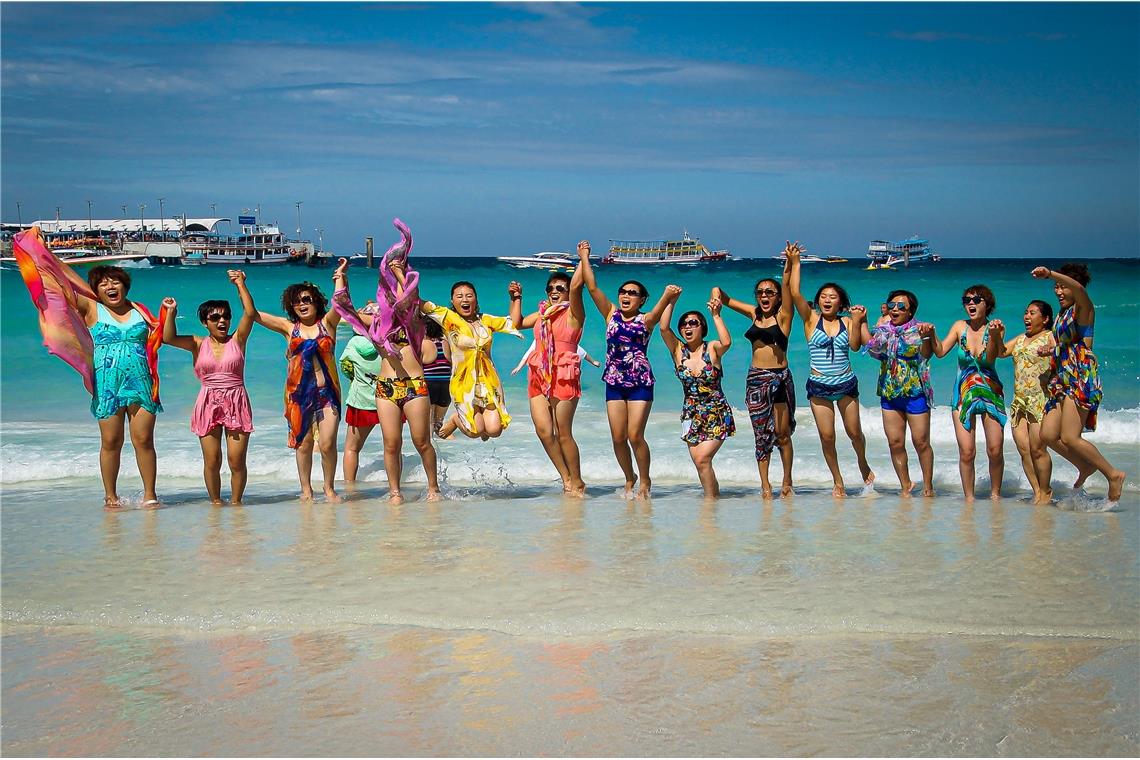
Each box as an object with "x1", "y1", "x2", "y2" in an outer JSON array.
[
  {"x1": 680, "y1": 319, "x2": 702, "y2": 328},
  {"x1": 885, "y1": 301, "x2": 910, "y2": 311},
  {"x1": 293, "y1": 294, "x2": 315, "y2": 306},
  {"x1": 618, "y1": 288, "x2": 643, "y2": 298},
  {"x1": 546, "y1": 284, "x2": 568, "y2": 294},
  {"x1": 961, "y1": 295, "x2": 985, "y2": 305},
  {"x1": 205, "y1": 313, "x2": 230, "y2": 322},
  {"x1": 755, "y1": 288, "x2": 777, "y2": 297}
]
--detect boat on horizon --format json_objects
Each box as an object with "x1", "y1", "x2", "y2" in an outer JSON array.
[
  {"x1": 496, "y1": 251, "x2": 581, "y2": 270},
  {"x1": 772, "y1": 252, "x2": 849, "y2": 264},
  {"x1": 603, "y1": 231, "x2": 730, "y2": 265},
  {"x1": 866, "y1": 236, "x2": 942, "y2": 268}
]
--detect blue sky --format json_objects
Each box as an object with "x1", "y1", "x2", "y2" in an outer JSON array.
[{"x1": 2, "y1": 2, "x2": 1137, "y2": 257}]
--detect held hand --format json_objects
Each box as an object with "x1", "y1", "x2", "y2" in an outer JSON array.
[
  {"x1": 784, "y1": 240, "x2": 802, "y2": 261},
  {"x1": 850, "y1": 304, "x2": 866, "y2": 321},
  {"x1": 333, "y1": 257, "x2": 349, "y2": 282},
  {"x1": 227, "y1": 269, "x2": 246, "y2": 285},
  {"x1": 1031, "y1": 266, "x2": 1051, "y2": 280},
  {"x1": 711, "y1": 286, "x2": 725, "y2": 302},
  {"x1": 988, "y1": 318, "x2": 1005, "y2": 336},
  {"x1": 388, "y1": 257, "x2": 405, "y2": 273},
  {"x1": 508, "y1": 281, "x2": 522, "y2": 299},
  {"x1": 1037, "y1": 343, "x2": 1054, "y2": 357},
  {"x1": 162, "y1": 296, "x2": 177, "y2": 310},
  {"x1": 664, "y1": 284, "x2": 682, "y2": 300},
  {"x1": 707, "y1": 297, "x2": 722, "y2": 315},
  {"x1": 577, "y1": 240, "x2": 591, "y2": 259},
  {"x1": 917, "y1": 322, "x2": 935, "y2": 338}
]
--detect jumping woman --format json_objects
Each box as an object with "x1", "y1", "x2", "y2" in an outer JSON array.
[{"x1": 998, "y1": 299, "x2": 1056, "y2": 503}]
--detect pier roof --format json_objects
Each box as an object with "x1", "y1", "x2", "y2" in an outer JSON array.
[{"x1": 23, "y1": 218, "x2": 230, "y2": 233}]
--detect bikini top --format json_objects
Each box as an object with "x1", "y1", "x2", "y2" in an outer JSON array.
[
  {"x1": 956, "y1": 324, "x2": 997, "y2": 371},
  {"x1": 744, "y1": 319, "x2": 788, "y2": 352},
  {"x1": 807, "y1": 318, "x2": 852, "y2": 376}
]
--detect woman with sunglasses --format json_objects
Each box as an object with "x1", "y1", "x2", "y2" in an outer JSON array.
[
  {"x1": 711, "y1": 242, "x2": 798, "y2": 499},
  {"x1": 421, "y1": 280, "x2": 521, "y2": 441},
  {"x1": 579, "y1": 241, "x2": 677, "y2": 499},
  {"x1": 508, "y1": 255, "x2": 588, "y2": 495},
  {"x1": 862, "y1": 289, "x2": 936, "y2": 497},
  {"x1": 785, "y1": 245, "x2": 874, "y2": 497},
  {"x1": 658, "y1": 289, "x2": 735, "y2": 498},
  {"x1": 1031, "y1": 263, "x2": 1126, "y2": 502},
  {"x1": 998, "y1": 299, "x2": 1057, "y2": 504},
  {"x1": 253, "y1": 265, "x2": 346, "y2": 502},
  {"x1": 927, "y1": 285, "x2": 1008, "y2": 502},
  {"x1": 161, "y1": 270, "x2": 256, "y2": 505}
]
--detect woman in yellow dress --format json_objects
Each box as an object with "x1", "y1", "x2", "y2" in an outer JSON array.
[
  {"x1": 998, "y1": 299, "x2": 1055, "y2": 504},
  {"x1": 421, "y1": 281, "x2": 521, "y2": 440}
]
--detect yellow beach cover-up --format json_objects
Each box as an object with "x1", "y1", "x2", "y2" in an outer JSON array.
[{"x1": 423, "y1": 302, "x2": 521, "y2": 434}]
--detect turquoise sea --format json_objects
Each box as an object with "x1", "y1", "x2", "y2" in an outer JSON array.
[{"x1": 2, "y1": 256, "x2": 1138, "y2": 755}]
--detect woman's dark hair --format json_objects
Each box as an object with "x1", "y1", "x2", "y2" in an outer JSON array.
[
  {"x1": 546, "y1": 272, "x2": 571, "y2": 289},
  {"x1": 963, "y1": 284, "x2": 997, "y2": 317},
  {"x1": 450, "y1": 280, "x2": 480, "y2": 316},
  {"x1": 618, "y1": 280, "x2": 649, "y2": 299},
  {"x1": 813, "y1": 282, "x2": 851, "y2": 312},
  {"x1": 677, "y1": 310, "x2": 709, "y2": 339},
  {"x1": 281, "y1": 282, "x2": 328, "y2": 322},
  {"x1": 197, "y1": 299, "x2": 232, "y2": 324},
  {"x1": 424, "y1": 318, "x2": 444, "y2": 339},
  {"x1": 753, "y1": 277, "x2": 782, "y2": 318},
  {"x1": 87, "y1": 265, "x2": 131, "y2": 294},
  {"x1": 1057, "y1": 262, "x2": 1091, "y2": 286},
  {"x1": 1028, "y1": 299, "x2": 1054, "y2": 329},
  {"x1": 886, "y1": 289, "x2": 919, "y2": 316}
]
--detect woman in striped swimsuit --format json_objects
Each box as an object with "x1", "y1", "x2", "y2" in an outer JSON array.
[
  {"x1": 786, "y1": 245, "x2": 873, "y2": 497},
  {"x1": 421, "y1": 318, "x2": 452, "y2": 436}
]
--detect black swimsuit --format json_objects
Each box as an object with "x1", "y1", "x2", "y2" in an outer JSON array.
[{"x1": 745, "y1": 321, "x2": 789, "y2": 352}]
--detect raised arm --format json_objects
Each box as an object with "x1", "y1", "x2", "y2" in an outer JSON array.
[
  {"x1": 322, "y1": 258, "x2": 348, "y2": 332},
  {"x1": 228, "y1": 269, "x2": 257, "y2": 343},
  {"x1": 508, "y1": 281, "x2": 539, "y2": 329},
  {"x1": 159, "y1": 297, "x2": 198, "y2": 353},
  {"x1": 784, "y1": 241, "x2": 812, "y2": 323},
  {"x1": 708, "y1": 296, "x2": 732, "y2": 360},
  {"x1": 710, "y1": 285, "x2": 755, "y2": 319},
  {"x1": 644, "y1": 283, "x2": 681, "y2": 331},
  {"x1": 848, "y1": 305, "x2": 869, "y2": 351},
  {"x1": 1032, "y1": 266, "x2": 1094, "y2": 321},
  {"x1": 778, "y1": 242, "x2": 797, "y2": 331},
  {"x1": 569, "y1": 248, "x2": 587, "y2": 326},
  {"x1": 656, "y1": 289, "x2": 682, "y2": 358},
  {"x1": 578, "y1": 240, "x2": 614, "y2": 320}
]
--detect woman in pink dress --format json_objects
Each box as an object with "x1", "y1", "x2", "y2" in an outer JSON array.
[{"x1": 162, "y1": 270, "x2": 257, "y2": 504}]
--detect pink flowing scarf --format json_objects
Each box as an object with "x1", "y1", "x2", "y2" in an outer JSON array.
[
  {"x1": 334, "y1": 218, "x2": 423, "y2": 357},
  {"x1": 534, "y1": 299, "x2": 569, "y2": 396}
]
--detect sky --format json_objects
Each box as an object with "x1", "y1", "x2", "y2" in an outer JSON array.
[{"x1": 1, "y1": 1, "x2": 1137, "y2": 258}]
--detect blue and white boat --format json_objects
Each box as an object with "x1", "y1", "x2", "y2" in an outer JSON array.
[{"x1": 866, "y1": 236, "x2": 941, "y2": 268}]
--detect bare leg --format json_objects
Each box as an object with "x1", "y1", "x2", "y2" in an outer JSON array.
[
  {"x1": 342, "y1": 422, "x2": 375, "y2": 483},
  {"x1": 772, "y1": 402, "x2": 794, "y2": 497},
  {"x1": 97, "y1": 411, "x2": 126, "y2": 506},
  {"x1": 809, "y1": 397, "x2": 844, "y2": 497},
  {"x1": 1040, "y1": 406, "x2": 1097, "y2": 488},
  {"x1": 952, "y1": 411, "x2": 977, "y2": 502},
  {"x1": 315, "y1": 407, "x2": 341, "y2": 502},
  {"x1": 199, "y1": 428, "x2": 225, "y2": 504},
  {"x1": 907, "y1": 411, "x2": 935, "y2": 496},
  {"x1": 553, "y1": 397, "x2": 585, "y2": 494},
  {"x1": 881, "y1": 408, "x2": 913, "y2": 495},
  {"x1": 530, "y1": 395, "x2": 571, "y2": 487},
  {"x1": 480, "y1": 408, "x2": 505, "y2": 439},
  {"x1": 225, "y1": 429, "x2": 251, "y2": 505},
  {"x1": 377, "y1": 400, "x2": 405, "y2": 503},
  {"x1": 1011, "y1": 417, "x2": 1043, "y2": 499},
  {"x1": 295, "y1": 432, "x2": 315, "y2": 501},
  {"x1": 688, "y1": 439, "x2": 724, "y2": 498},
  {"x1": 626, "y1": 400, "x2": 654, "y2": 498},
  {"x1": 1048, "y1": 398, "x2": 1126, "y2": 501},
  {"x1": 404, "y1": 396, "x2": 440, "y2": 499},
  {"x1": 1026, "y1": 419, "x2": 1053, "y2": 504},
  {"x1": 837, "y1": 395, "x2": 873, "y2": 485},
  {"x1": 757, "y1": 458, "x2": 773, "y2": 500},
  {"x1": 126, "y1": 405, "x2": 159, "y2": 504},
  {"x1": 981, "y1": 413, "x2": 1005, "y2": 500},
  {"x1": 606, "y1": 400, "x2": 637, "y2": 496}
]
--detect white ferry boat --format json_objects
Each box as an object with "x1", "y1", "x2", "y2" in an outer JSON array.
[
  {"x1": 603, "y1": 232, "x2": 730, "y2": 265},
  {"x1": 178, "y1": 215, "x2": 313, "y2": 265},
  {"x1": 496, "y1": 251, "x2": 577, "y2": 270},
  {"x1": 866, "y1": 236, "x2": 941, "y2": 268}
]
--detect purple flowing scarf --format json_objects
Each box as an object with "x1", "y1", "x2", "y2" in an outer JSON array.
[{"x1": 333, "y1": 218, "x2": 424, "y2": 358}]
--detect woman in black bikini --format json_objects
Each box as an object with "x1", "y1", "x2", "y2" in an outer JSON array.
[{"x1": 712, "y1": 241, "x2": 799, "y2": 498}]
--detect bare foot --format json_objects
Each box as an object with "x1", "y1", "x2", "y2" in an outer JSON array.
[
  {"x1": 860, "y1": 463, "x2": 875, "y2": 485},
  {"x1": 1033, "y1": 490, "x2": 1053, "y2": 505},
  {"x1": 387, "y1": 490, "x2": 404, "y2": 505},
  {"x1": 1073, "y1": 462, "x2": 1096, "y2": 489},
  {"x1": 425, "y1": 489, "x2": 442, "y2": 502},
  {"x1": 900, "y1": 480, "x2": 915, "y2": 497},
  {"x1": 780, "y1": 484, "x2": 793, "y2": 498},
  {"x1": 229, "y1": 498, "x2": 244, "y2": 506},
  {"x1": 103, "y1": 495, "x2": 122, "y2": 510},
  {"x1": 831, "y1": 484, "x2": 846, "y2": 498},
  {"x1": 637, "y1": 479, "x2": 651, "y2": 499},
  {"x1": 1108, "y1": 470, "x2": 1126, "y2": 502},
  {"x1": 299, "y1": 488, "x2": 315, "y2": 502},
  {"x1": 990, "y1": 490, "x2": 1001, "y2": 502},
  {"x1": 761, "y1": 487, "x2": 774, "y2": 500},
  {"x1": 210, "y1": 498, "x2": 225, "y2": 506},
  {"x1": 922, "y1": 487, "x2": 936, "y2": 497},
  {"x1": 963, "y1": 493, "x2": 975, "y2": 504},
  {"x1": 323, "y1": 486, "x2": 342, "y2": 503},
  {"x1": 623, "y1": 476, "x2": 637, "y2": 499}
]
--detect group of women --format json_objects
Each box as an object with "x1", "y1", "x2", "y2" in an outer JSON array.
[{"x1": 16, "y1": 225, "x2": 1126, "y2": 508}]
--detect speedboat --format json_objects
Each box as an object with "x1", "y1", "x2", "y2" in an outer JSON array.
[{"x1": 497, "y1": 251, "x2": 577, "y2": 270}]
